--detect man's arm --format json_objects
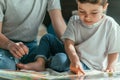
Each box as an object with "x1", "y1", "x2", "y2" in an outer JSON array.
[
  {"x1": 0, "y1": 22, "x2": 28, "y2": 58},
  {"x1": 0, "y1": 22, "x2": 13, "y2": 49},
  {"x1": 48, "y1": 9, "x2": 67, "y2": 39}
]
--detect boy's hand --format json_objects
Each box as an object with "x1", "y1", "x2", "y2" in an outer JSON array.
[
  {"x1": 105, "y1": 65, "x2": 115, "y2": 72},
  {"x1": 105, "y1": 65, "x2": 115, "y2": 77},
  {"x1": 70, "y1": 62, "x2": 85, "y2": 75}
]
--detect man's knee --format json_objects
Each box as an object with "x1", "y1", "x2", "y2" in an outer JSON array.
[
  {"x1": 42, "y1": 34, "x2": 54, "y2": 40},
  {"x1": 53, "y1": 53, "x2": 68, "y2": 64},
  {"x1": 50, "y1": 53, "x2": 70, "y2": 72}
]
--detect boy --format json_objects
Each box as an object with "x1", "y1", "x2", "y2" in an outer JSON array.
[{"x1": 62, "y1": 0, "x2": 120, "y2": 75}]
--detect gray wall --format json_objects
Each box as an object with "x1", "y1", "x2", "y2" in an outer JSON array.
[{"x1": 107, "y1": 0, "x2": 120, "y2": 25}]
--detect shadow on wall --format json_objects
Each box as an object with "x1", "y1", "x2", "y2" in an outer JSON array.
[{"x1": 107, "y1": 0, "x2": 120, "y2": 25}]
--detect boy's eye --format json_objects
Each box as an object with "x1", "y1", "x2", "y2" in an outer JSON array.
[
  {"x1": 91, "y1": 12, "x2": 98, "y2": 14},
  {"x1": 79, "y1": 11, "x2": 85, "y2": 13}
]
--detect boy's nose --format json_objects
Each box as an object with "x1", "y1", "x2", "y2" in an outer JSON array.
[
  {"x1": 84, "y1": 13, "x2": 91, "y2": 21},
  {"x1": 85, "y1": 17, "x2": 91, "y2": 21},
  {"x1": 85, "y1": 14, "x2": 90, "y2": 18}
]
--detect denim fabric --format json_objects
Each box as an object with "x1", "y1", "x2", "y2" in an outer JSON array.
[
  {"x1": 81, "y1": 61, "x2": 90, "y2": 70},
  {"x1": 0, "y1": 49, "x2": 16, "y2": 70},
  {"x1": 36, "y1": 34, "x2": 65, "y2": 60},
  {"x1": 0, "y1": 40, "x2": 38, "y2": 70},
  {"x1": 35, "y1": 34, "x2": 89, "y2": 72},
  {"x1": 49, "y1": 53, "x2": 89, "y2": 72},
  {"x1": 49, "y1": 53, "x2": 70, "y2": 72},
  {"x1": 20, "y1": 40, "x2": 38, "y2": 64},
  {"x1": 36, "y1": 34, "x2": 69, "y2": 72}
]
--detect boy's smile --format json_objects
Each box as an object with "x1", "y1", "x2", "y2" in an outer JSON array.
[{"x1": 78, "y1": 2, "x2": 108, "y2": 26}]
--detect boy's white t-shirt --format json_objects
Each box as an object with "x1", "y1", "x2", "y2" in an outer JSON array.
[{"x1": 62, "y1": 15, "x2": 120, "y2": 70}]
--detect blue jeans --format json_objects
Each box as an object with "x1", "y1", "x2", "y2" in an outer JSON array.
[
  {"x1": 0, "y1": 40, "x2": 38, "y2": 70},
  {"x1": 36, "y1": 34, "x2": 89, "y2": 72}
]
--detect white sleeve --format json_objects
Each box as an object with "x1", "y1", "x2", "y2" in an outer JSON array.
[
  {"x1": 61, "y1": 16, "x2": 76, "y2": 42},
  {"x1": 47, "y1": 0, "x2": 61, "y2": 11},
  {"x1": 107, "y1": 22, "x2": 120, "y2": 54},
  {"x1": 0, "y1": 0, "x2": 5, "y2": 22}
]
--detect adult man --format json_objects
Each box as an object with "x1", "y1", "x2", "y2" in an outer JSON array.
[{"x1": 0, "y1": 0, "x2": 66, "y2": 70}]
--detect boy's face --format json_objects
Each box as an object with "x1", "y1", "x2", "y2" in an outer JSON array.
[{"x1": 78, "y1": 2, "x2": 108, "y2": 25}]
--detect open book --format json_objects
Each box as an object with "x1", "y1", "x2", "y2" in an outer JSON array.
[{"x1": 0, "y1": 69, "x2": 120, "y2": 80}]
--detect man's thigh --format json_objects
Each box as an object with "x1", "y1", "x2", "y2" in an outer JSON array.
[{"x1": 0, "y1": 49, "x2": 16, "y2": 70}]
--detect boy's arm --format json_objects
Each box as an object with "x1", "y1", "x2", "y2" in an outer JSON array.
[
  {"x1": 64, "y1": 39, "x2": 85, "y2": 75},
  {"x1": 48, "y1": 9, "x2": 67, "y2": 39},
  {"x1": 64, "y1": 39, "x2": 79, "y2": 63},
  {"x1": 106, "y1": 53, "x2": 119, "y2": 72}
]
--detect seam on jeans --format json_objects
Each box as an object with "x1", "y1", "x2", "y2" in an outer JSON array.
[{"x1": 35, "y1": 55, "x2": 47, "y2": 61}]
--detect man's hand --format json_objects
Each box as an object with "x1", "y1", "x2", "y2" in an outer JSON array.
[{"x1": 7, "y1": 42, "x2": 29, "y2": 59}]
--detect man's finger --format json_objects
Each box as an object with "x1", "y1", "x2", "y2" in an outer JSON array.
[{"x1": 19, "y1": 42, "x2": 29, "y2": 54}]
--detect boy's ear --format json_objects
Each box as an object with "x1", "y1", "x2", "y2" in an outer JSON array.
[{"x1": 103, "y1": 3, "x2": 109, "y2": 11}]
